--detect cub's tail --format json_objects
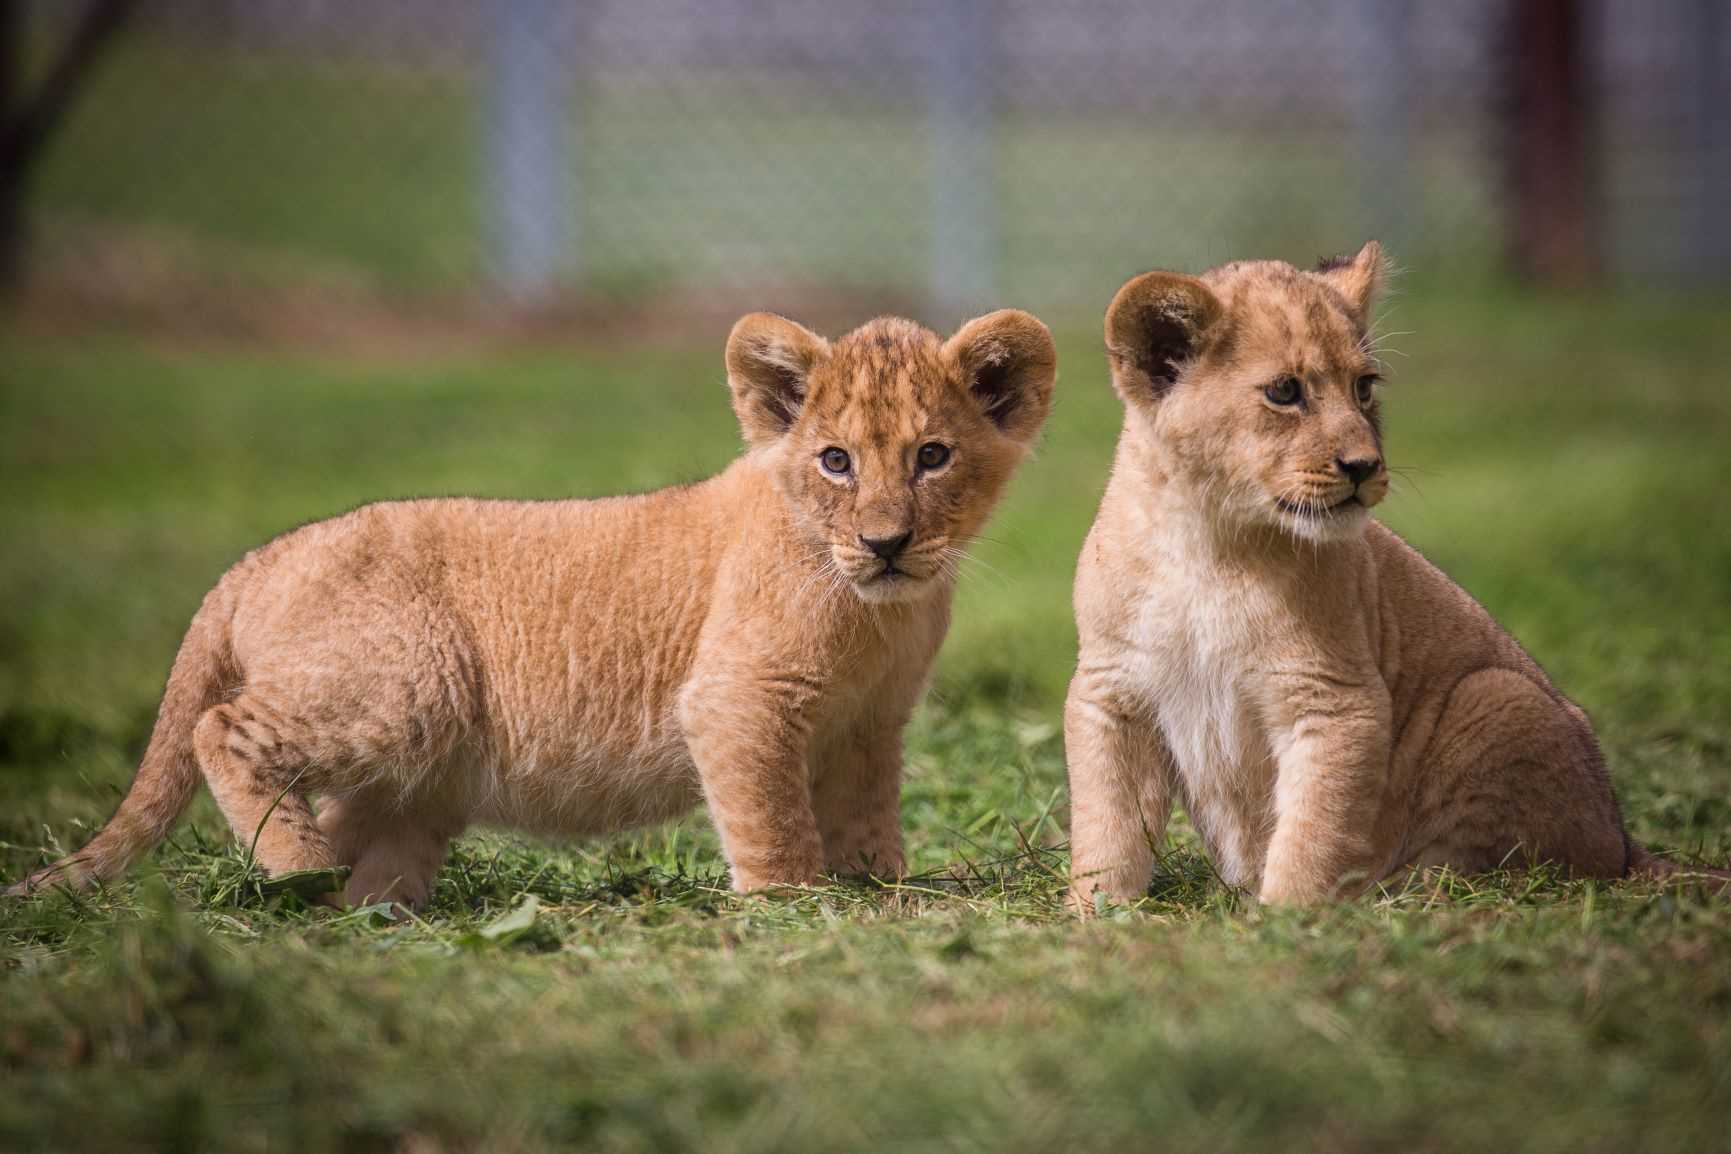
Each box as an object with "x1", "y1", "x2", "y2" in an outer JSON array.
[
  {"x1": 1627, "y1": 842, "x2": 1731, "y2": 896},
  {"x1": 6, "y1": 600, "x2": 231, "y2": 897}
]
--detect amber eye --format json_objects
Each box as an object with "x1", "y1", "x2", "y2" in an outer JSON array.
[
  {"x1": 1265, "y1": 377, "x2": 1303, "y2": 406},
  {"x1": 917, "y1": 442, "x2": 951, "y2": 470},
  {"x1": 819, "y1": 447, "x2": 851, "y2": 476},
  {"x1": 1355, "y1": 374, "x2": 1380, "y2": 407}
]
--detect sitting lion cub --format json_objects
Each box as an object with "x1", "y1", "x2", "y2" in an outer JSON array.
[
  {"x1": 11, "y1": 310, "x2": 1055, "y2": 906},
  {"x1": 1066, "y1": 243, "x2": 1714, "y2": 907}
]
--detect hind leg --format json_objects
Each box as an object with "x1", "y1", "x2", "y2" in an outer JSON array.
[
  {"x1": 192, "y1": 556, "x2": 478, "y2": 888},
  {"x1": 1398, "y1": 669, "x2": 1626, "y2": 880},
  {"x1": 193, "y1": 697, "x2": 337, "y2": 875},
  {"x1": 319, "y1": 793, "x2": 464, "y2": 909}
]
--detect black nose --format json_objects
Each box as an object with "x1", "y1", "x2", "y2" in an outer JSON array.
[
  {"x1": 1337, "y1": 456, "x2": 1382, "y2": 486},
  {"x1": 859, "y1": 531, "x2": 912, "y2": 560}
]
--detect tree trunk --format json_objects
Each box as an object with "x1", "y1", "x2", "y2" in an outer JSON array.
[
  {"x1": 0, "y1": 0, "x2": 139, "y2": 296},
  {"x1": 1505, "y1": 0, "x2": 1598, "y2": 285}
]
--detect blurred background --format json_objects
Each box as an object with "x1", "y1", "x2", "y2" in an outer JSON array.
[
  {"x1": 2, "y1": 0, "x2": 1730, "y2": 729},
  {"x1": 2, "y1": 0, "x2": 1730, "y2": 757},
  {"x1": 3, "y1": 0, "x2": 1729, "y2": 341},
  {"x1": 4, "y1": 9, "x2": 1731, "y2": 1151}
]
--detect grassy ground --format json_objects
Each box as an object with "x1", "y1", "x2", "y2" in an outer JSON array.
[{"x1": 3, "y1": 291, "x2": 1731, "y2": 1153}]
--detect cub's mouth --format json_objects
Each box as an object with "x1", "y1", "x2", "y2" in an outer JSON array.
[
  {"x1": 842, "y1": 556, "x2": 940, "y2": 603},
  {"x1": 856, "y1": 561, "x2": 924, "y2": 591},
  {"x1": 1275, "y1": 492, "x2": 1362, "y2": 518}
]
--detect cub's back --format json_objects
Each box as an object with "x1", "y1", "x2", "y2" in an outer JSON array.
[
  {"x1": 1363, "y1": 520, "x2": 1565, "y2": 719},
  {"x1": 222, "y1": 473, "x2": 746, "y2": 773}
]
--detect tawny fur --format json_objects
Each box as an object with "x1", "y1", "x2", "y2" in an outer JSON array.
[
  {"x1": 1066, "y1": 243, "x2": 1726, "y2": 908},
  {"x1": 9, "y1": 310, "x2": 1055, "y2": 907}
]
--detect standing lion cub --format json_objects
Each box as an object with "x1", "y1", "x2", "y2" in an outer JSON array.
[
  {"x1": 1066, "y1": 243, "x2": 1720, "y2": 907},
  {"x1": 11, "y1": 310, "x2": 1055, "y2": 906}
]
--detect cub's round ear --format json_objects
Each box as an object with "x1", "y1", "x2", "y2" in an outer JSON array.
[
  {"x1": 1104, "y1": 271, "x2": 1224, "y2": 403},
  {"x1": 725, "y1": 313, "x2": 830, "y2": 447},
  {"x1": 1314, "y1": 240, "x2": 1387, "y2": 325},
  {"x1": 943, "y1": 309, "x2": 1057, "y2": 445}
]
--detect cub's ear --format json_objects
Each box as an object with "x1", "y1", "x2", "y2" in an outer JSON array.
[
  {"x1": 725, "y1": 313, "x2": 830, "y2": 446},
  {"x1": 1314, "y1": 240, "x2": 1386, "y2": 324},
  {"x1": 1104, "y1": 271, "x2": 1223, "y2": 402},
  {"x1": 943, "y1": 309, "x2": 1057, "y2": 445}
]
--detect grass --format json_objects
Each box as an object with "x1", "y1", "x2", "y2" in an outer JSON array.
[{"x1": 3, "y1": 288, "x2": 1731, "y2": 1153}]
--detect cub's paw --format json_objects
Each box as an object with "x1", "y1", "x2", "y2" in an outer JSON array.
[
  {"x1": 341, "y1": 867, "x2": 436, "y2": 913},
  {"x1": 1068, "y1": 884, "x2": 1116, "y2": 919},
  {"x1": 822, "y1": 846, "x2": 906, "y2": 883},
  {"x1": 728, "y1": 859, "x2": 823, "y2": 895}
]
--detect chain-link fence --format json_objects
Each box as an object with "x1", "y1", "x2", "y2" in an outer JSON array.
[{"x1": 7, "y1": 0, "x2": 1728, "y2": 340}]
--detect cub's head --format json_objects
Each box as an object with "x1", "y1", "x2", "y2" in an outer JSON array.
[
  {"x1": 1104, "y1": 241, "x2": 1391, "y2": 544},
  {"x1": 725, "y1": 310, "x2": 1055, "y2": 603}
]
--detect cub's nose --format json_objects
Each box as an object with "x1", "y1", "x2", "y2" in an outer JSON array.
[
  {"x1": 859, "y1": 531, "x2": 912, "y2": 560},
  {"x1": 1337, "y1": 456, "x2": 1382, "y2": 486}
]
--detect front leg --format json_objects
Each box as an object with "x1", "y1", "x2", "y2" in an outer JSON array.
[
  {"x1": 1259, "y1": 689, "x2": 1391, "y2": 905},
  {"x1": 680, "y1": 667, "x2": 824, "y2": 893},
  {"x1": 1065, "y1": 667, "x2": 1174, "y2": 911},
  {"x1": 811, "y1": 717, "x2": 906, "y2": 880}
]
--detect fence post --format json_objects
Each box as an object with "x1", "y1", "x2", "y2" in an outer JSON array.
[
  {"x1": 927, "y1": 0, "x2": 994, "y2": 319},
  {"x1": 1683, "y1": 0, "x2": 1729, "y2": 284},
  {"x1": 1353, "y1": 0, "x2": 1411, "y2": 258},
  {"x1": 486, "y1": 0, "x2": 572, "y2": 301}
]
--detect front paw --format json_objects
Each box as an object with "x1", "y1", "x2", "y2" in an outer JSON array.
[
  {"x1": 729, "y1": 849, "x2": 823, "y2": 893},
  {"x1": 1257, "y1": 870, "x2": 1349, "y2": 905},
  {"x1": 1066, "y1": 859, "x2": 1147, "y2": 915},
  {"x1": 1067, "y1": 883, "x2": 1101, "y2": 918},
  {"x1": 1259, "y1": 860, "x2": 1377, "y2": 905},
  {"x1": 823, "y1": 842, "x2": 905, "y2": 881},
  {"x1": 1068, "y1": 879, "x2": 1139, "y2": 918}
]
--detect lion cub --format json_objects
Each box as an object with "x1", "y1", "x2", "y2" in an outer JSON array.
[
  {"x1": 1067, "y1": 243, "x2": 1706, "y2": 907},
  {"x1": 12, "y1": 310, "x2": 1055, "y2": 906}
]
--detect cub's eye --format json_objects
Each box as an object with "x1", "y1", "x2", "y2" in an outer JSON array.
[
  {"x1": 1264, "y1": 377, "x2": 1303, "y2": 407},
  {"x1": 1354, "y1": 374, "x2": 1381, "y2": 407},
  {"x1": 916, "y1": 442, "x2": 951, "y2": 471},
  {"x1": 819, "y1": 447, "x2": 852, "y2": 476}
]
